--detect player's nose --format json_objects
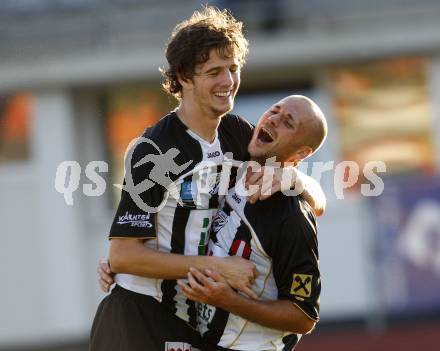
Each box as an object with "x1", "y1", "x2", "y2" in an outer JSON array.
[
  {"x1": 219, "y1": 69, "x2": 234, "y2": 87},
  {"x1": 268, "y1": 113, "x2": 280, "y2": 127}
]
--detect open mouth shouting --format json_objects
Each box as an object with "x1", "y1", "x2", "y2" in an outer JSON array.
[{"x1": 257, "y1": 126, "x2": 275, "y2": 144}]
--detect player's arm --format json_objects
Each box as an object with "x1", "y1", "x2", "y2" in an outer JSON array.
[
  {"x1": 179, "y1": 268, "x2": 315, "y2": 334},
  {"x1": 110, "y1": 238, "x2": 220, "y2": 279},
  {"x1": 104, "y1": 137, "x2": 257, "y2": 296},
  {"x1": 269, "y1": 206, "x2": 321, "y2": 329},
  {"x1": 109, "y1": 238, "x2": 257, "y2": 298},
  {"x1": 108, "y1": 185, "x2": 257, "y2": 295},
  {"x1": 246, "y1": 166, "x2": 326, "y2": 216},
  {"x1": 180, "y1": 204, "x2": 321, "y2": 333}
]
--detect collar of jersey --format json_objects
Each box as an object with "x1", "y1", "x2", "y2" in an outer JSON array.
[{"x1": 186, "y1": 128, "x2": 219, "y2": 148}]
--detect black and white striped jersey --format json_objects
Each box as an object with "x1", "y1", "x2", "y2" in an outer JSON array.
[
  {"x1": 109, "y1": 111, "x2": 253, "y2": 326},
  {"x1": 199, "y1": 179, "x2": 321, "y2": 351}
]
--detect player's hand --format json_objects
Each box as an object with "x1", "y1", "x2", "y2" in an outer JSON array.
[
  {"x1": 98, "y1": 258, "x2": 115, "y2": 293},
  {"x1": 217, "y1": 256, "x2": 258, "y2": 299},
  {"x1": 178, "y1": 268, "x2": 237, "y2": 308},
  {"x1": 245, "y1": 165, "x2": 326, "y2": 216},
  {"x1": 245, "y1": 166, "x2": 298, "y2": 204}
]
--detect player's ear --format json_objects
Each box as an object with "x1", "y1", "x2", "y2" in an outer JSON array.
[
  {"x1": 290, "y1": 146, "x2": 312, "y2": 163},
  {"x1": 177, "y1": 71, "x2": 193, "y2": 90},
  {"x1": 298, "y1": 146, "x2": 312, "y2": 160}
]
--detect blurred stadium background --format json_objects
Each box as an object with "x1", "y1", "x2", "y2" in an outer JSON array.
[{"x1": 1, "y1": 0, "x2": 440, "y2": 350}]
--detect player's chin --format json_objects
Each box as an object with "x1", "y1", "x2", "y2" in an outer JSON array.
[
  {"x1": 213, "y1": 104, "x2": 232, "y2": 116},
  {"x1": 248, "y1": 144, "x2": 265, "y2": 160},
  {"x1": 214, "y1": 96, "x2": 233, "y2": 111},
  {"x1": 252, "y1": 138, "x2": 272, "y2": 153}
]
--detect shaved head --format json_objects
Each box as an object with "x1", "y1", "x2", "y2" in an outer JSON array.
[
  {"x1": 248, "y1": 94, "x2": 327, "y2": 164},
  {"x1": 287, "y1": 95, "x2": 327, "y2": 154}
]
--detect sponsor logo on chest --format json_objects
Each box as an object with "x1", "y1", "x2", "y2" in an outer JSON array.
[
  {"x1": 207, "y1": 150, "x2": 221, "y2": 159},
  {"x1": 232, "y1": 192, "x2": 241, "y2": 204},
  {"x1": 212, "y1": 210, "x2": 229, "y2": 234}
]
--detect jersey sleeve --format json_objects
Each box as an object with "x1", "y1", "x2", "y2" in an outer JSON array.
[
  {"x1": 271, "y1": 211, "x2": 321, "y2": 321},
  {"x1": 109, "y1": 136, "x2": 165, "y2": 240}
]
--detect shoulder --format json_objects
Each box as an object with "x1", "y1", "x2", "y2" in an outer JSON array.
[
  {"x1": 219, "y1": 113, "x2": 255, "y2": 141},
  {"x1": 128, "y1": 111, "x2": 200, "y2": 170},
  {"x1": 281, "y1": 195, "x2": 318, "y2": 247},
  {"x1": 142, "y1": 112, "x2": 181, "y2": 147},
  {"x1": 140, "y1": 111, "x2": 199, "y2": 155},
  {"x1": 288, "y1": 195, "x2": 316, "y2": 222},
  {"x1": 258, "y1": 193, "x2": 318, "y2": 249},
  {"x1": 219, "y1": 113, "x2": 254, "y2": 131},
  {"x1": 126, "y1": 112, "x2": 176, "y2": 160},
  {"x1": 284, "y1": 196, "x2": 316, "y2": 229},
  {"x1": 218, "y1": 113, "x2": 254, "y2": 161}
]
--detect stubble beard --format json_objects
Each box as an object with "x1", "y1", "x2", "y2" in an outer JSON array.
[{"x1": 211, "y1": 98, "x2": 234, "y2": 119}]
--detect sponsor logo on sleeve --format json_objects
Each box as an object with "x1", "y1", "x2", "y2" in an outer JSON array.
[
  {"x1": 290, "y1": 273, "x2": 313, "y2": 298},
  {"x1": 117, "y1": 211, "x2": 153, "y2": 228}
]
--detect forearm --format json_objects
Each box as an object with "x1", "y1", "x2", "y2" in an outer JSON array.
[
  {"x1": 109, "y1": 239, "x2": 221, "y2": 279},
  {"x1": 221, "y1": 294, "x2": 315, "y2": 334}
]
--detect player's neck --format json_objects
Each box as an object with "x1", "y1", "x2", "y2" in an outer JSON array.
[{"x1": 176, "y1": 101, "x2": 221, "y2": 143}]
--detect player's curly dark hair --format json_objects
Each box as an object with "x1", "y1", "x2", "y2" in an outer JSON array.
[{"x1": 160, "y1": 6, "x2": 249, "y2": 100}]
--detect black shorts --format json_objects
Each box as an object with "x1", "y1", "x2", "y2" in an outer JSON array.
[{"x1": 90, "y1": 285, "x2": 202, "y2": 351}]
